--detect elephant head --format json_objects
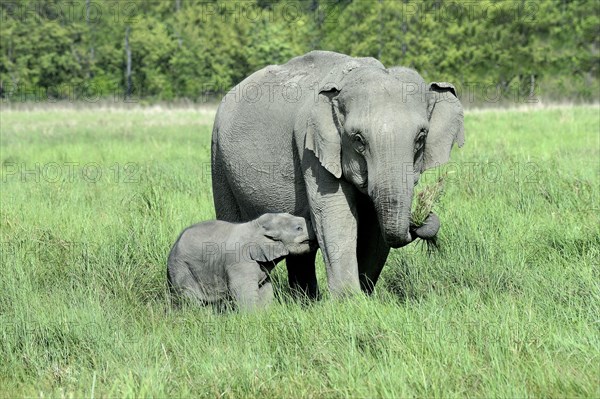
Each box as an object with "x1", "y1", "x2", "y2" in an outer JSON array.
[
  {"x1": 249, "y1": 213, "x2": 317, "y2": 262},
  {"x1": 305, "y1": 63, "x2": 464, "y2": 248}
]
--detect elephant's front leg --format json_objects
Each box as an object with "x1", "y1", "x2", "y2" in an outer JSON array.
[
  {"x1": 314, "y1": 203, "x2": 360, "y2": 296},
  {"x1": 303, "y1": 160, "x2": 360, "y2": 296},
  {"x1": 226, "y1": 262, "x2": 262, "y2": 311}
]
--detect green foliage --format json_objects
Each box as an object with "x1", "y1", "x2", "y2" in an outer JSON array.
[
  {"x1": 1, "y1": 0, "x2": 598, "y2": 102},
  {"x1": 1, "y1": 105, "x2": 598, "y2": 396}
]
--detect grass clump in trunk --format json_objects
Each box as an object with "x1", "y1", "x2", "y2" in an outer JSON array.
[{"x1": 411, "y1": 173, "x2": 446, "y2": 251}]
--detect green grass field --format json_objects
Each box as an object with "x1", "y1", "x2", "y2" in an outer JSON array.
[{"x1": 1, "y1": 105, "x2": 599, "y2": 398}]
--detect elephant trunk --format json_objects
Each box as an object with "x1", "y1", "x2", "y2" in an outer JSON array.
[{"x1": 369, "y1": 165, "x2": 415, "y2": 248}]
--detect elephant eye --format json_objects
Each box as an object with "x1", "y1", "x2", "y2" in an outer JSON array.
[
  {"x1": 295, "y1": 225, "x2": 303, "y2": 231},
  {"x1": 414, "y1": 129, "x2": 427, "y2": 154},
  {"x1": 352, "y1": 133, "x2": 366, "y2": 153},
  {"x1": 414, "y1": 129, "x2": 427, "y2": 172}
]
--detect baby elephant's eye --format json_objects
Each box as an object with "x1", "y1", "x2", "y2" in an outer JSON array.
[{"x1": 296, "y1": 226, "x2": 303, "y2": 232}]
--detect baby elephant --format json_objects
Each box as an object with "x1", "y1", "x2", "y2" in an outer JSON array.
[{"x1": 167, "y1": 213, "x2": 315, "y2": 311}]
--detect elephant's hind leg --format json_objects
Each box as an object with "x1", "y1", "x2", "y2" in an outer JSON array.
[
  {"x1": 212, "y1": 158, "x2": 243, "y2": 222},
  {"x1": 286, "y1": 251, "x2": 319, "y2": 300},
  {"x1": 357, "y1": 201, "x2": 390, "y2": 294}
]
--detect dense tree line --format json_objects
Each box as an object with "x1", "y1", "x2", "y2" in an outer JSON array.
[{"x1": 1, "y1": 0, "x2": 598, "y2": 104}]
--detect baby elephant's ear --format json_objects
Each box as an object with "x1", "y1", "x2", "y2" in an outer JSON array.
[{"x1": 248, "y1": 241, "x2": 289, "y2": 262}]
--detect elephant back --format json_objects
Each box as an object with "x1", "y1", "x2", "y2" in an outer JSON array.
[{"x1": 282, "y1": 51, "x2": 385, "y2": 92}]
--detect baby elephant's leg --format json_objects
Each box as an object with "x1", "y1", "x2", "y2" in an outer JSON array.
[
  {"x1": 227, "y1": 262, "x2": 261, "y2": 311},
  {"x1": 168, "y1": 263, "x2": 206, "y2": 307},
  {"x1": 257, "y1": 281, "x2": 274, "y2": 308}
]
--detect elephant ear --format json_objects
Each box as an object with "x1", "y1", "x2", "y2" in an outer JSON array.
[
  {"x1": 305, "y1": 83, "x2": 343, "y2": 178},
  {"x1": 424, "y1": 82, "x2": 465, "y2": 171},
  {"x1": 305, "y1": 58, "x2": 384, "y2": 178},
  {"x1": 248, "y1": 240, "x2": 289, "y2": 263},
  {"x1": 248, "y1": 214, "x2": 290, "y2": 262}
]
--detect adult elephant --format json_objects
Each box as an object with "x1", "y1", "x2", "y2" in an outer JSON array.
[{"x1": 211, "y1": 51, "x2": 464, "y2": 298}]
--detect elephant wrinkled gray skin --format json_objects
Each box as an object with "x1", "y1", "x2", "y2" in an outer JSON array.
[
  {"x1": 167, "y1": 213, "x2": 315, "y2": 310},
  {"x1": 211, "y1": 51, "x2": 464, "y2": 298}
]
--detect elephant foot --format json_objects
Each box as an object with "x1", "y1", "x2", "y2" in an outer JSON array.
[{"x1": 289, "y1": 281, "x2": 321, "y2": 301}]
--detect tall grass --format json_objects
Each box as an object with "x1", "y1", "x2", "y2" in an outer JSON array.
[{"x1": 1, "y1": 105, "x2": 598, "y2": 397}]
